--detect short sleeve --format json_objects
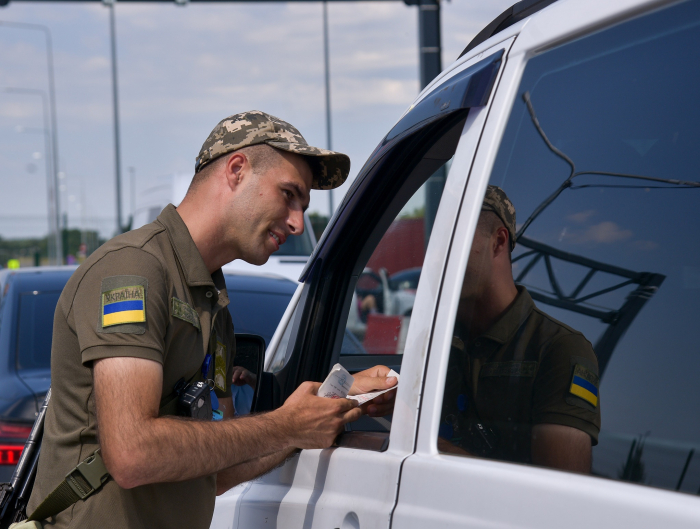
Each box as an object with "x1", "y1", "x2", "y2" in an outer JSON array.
[
  {"x1": 532, "y1": 333, "x2": 601, "y2": 444},
  {"x1": 72, "y1": 247, "x2": 170, "y2": 366}
]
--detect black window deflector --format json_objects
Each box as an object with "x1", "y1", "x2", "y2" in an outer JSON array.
[{"x1": 385, "y1": 49, "x2": 504, "y2": 142}]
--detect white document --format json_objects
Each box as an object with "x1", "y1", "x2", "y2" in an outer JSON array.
[
  {"x1": 319, "y1": 364, "x2": 399, "y2": 404},
  {"x1": 318, "y1": 363, "x2": 354, "y2": 398}
]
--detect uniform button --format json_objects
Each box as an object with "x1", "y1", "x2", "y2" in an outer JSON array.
[{"x1": 206, "y1": 291, "x2": 213, "y2": 298}]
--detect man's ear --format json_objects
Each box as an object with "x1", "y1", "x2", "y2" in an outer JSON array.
[
  {"x1": 223, "y1": 153, "x2": 249, "y2": 191},
  {"x1": 493, "y1": 226, "x2": 510, "y2": 257}
]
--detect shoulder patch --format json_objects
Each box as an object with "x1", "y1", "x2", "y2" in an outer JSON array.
[
  {"x1": 98, "y1": 276, "x2": 148, "y2": 334},
  {"x1": 569, "y1": 364, "x2": 599, "y2": 408},
  {"x1": 171, "y1": 297, "x2": 201, "y2": 331}
]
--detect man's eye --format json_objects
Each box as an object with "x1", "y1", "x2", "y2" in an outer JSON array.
[{"x1": 283, "y1": 190, "x2": 293, "y2": 199}]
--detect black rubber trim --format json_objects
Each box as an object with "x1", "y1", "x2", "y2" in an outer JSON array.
[{"x1": 458, "y1": 0, "x2": 559, "y2": 58}]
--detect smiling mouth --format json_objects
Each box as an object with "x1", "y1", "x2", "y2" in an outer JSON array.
[{"x1": 269, "y1": 231, "x2": 281, "y2": 247}]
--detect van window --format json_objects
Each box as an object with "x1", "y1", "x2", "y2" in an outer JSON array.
[{"x1": 438, "y1": 0, "x2": 700, "y2": 495}]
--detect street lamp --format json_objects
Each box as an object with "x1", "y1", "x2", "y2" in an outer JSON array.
[
  {"x1": 1, "y1": 86, "x2": 62, "y2": 265},
  {"x1": 0, "y1": 20, "x2": 63, "y2": 264}
]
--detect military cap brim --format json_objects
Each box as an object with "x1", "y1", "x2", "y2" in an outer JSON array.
[{"x1": 266, "y1": 141, "x2": 350, "y2": 191}]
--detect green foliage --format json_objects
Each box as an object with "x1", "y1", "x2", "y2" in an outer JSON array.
[
  {"x1": 308, "y1": 212, "x2": 330, "y2": 242},
  {"x1": 399, "y1": 205, "x2": 425, "y2": 219},
  {"x1": 0, "y1": 229, "x2": 105, "y2": 267}
]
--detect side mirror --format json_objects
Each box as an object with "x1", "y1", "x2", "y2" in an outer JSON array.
[{"x1": 232, "y1": 334, "x2": 266, "y2": 416}]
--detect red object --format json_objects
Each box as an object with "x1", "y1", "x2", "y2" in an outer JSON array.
[
  {"x1": 0, "y1": 421, "x2": 32, "y2": 438},
  {"x1": 363, "y1": 313, "x2": 402, "y2": 355},
  {"x1": 0, "y1": 445, "x2": 23, "y2": 465},
  {"x1": 367, "y1": 219, "x2": 424, "y2": 276}
]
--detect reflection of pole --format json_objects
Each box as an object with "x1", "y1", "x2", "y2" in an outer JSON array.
[
  {"x1": 0, "y1": 21, "x2": 62, "y2": 264},
  {"x1": 107, "y1": 2, "x2": 124, "y2": 234},
  {"x1": 1, "y1": 87, "x2": 58, "y2": 264},
  {"x1": 322, "y1": 1, "x2": 334, "y2": 217},
  {"x1": 416, "y1": 0, "x2": 443, "y2": 246}
]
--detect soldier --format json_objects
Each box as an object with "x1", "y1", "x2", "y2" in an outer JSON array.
[
  {"x1": 439, "y1": 185, "x2": 600, "y2": 473},
  {"x1": 26, "y1": 111, "x2": 397, "y2": 528}
]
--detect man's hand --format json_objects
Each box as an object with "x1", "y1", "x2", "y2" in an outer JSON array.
[
  {"x1": 278, "y1": 381, "x2": 362, "y2": 449},
  {"x1": 231, "y1": 365, "x2": 257, "y2": 388},
  {"x1": 348, "y1": 365, "x2": 398, "y2": 417}
]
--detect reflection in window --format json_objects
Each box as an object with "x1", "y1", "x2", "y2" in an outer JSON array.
[{"x1": 439, "y1": 0, "x2": 700, "y2": 495}]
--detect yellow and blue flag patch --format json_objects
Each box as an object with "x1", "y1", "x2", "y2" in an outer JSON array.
[
  {"x1": 569, "y1": 364, "x2": 599, "y2": 407},
  {"x1": 102, "y1": 285, "x2": 146, "y2": 327}
]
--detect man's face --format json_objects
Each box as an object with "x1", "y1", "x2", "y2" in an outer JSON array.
[
  {"x1": 230, "y1": 151, "x2": 312, "y2": 265},
  {"x1": 460, "y1": 225, "x2": 493, "y2": 301}
]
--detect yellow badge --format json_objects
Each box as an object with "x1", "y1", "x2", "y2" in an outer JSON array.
[{"x1": 214, "y1": 339, "x2": 227, "y2": 392}]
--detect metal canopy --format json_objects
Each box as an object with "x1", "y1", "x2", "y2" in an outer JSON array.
[{"x1": 514, "y1": 236, "x2": 665, "y2": 376}]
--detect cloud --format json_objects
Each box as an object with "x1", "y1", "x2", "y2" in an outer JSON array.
[
  {"x1": 567, "y1": 209, "x2": 596, "y2": 224},
  {"x1": 566, "y1": 221, "x2": 633, "y2": 244}
]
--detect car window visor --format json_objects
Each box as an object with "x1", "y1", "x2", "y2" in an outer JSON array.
[
  {"x1": 386, "y1": 49, "x2": 504, "y2": 143},
  {"x1": 301, "y1": 50, "x2": 504, "y2": 282}
]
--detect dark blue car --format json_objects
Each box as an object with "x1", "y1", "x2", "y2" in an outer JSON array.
[{"x1": 0, "y1": 266, "x2": 297, "y2": 481}]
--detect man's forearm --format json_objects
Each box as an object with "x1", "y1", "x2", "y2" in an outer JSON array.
[
  {"x1": 216, "y1": 447, "x2": 299, "y2": 495},
  {"x1": 103, "y1": 411, "x2": 294, "y2": 489}
]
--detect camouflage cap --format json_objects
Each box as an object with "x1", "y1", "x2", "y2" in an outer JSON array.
[
  {"x1": 482, "y1": 185, "x2": 517, "y2": 250},
  {"x1": 195, "y1": 110, "x2": 350, "y2": 190}
]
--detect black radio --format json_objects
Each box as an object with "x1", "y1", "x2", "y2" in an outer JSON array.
[{"x1": 175, "y1": 380, "x2": 212, "y2": 421}]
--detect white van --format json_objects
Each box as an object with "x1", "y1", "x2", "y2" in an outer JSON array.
[{"x1": 212, "y1": 0, "x2": 700, "y2": 526}]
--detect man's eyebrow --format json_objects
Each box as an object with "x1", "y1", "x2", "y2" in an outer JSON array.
[{"x1": 286, "y1": 181, "x2": 310, "y2": 212}]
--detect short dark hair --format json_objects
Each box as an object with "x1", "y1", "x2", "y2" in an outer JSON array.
[{"x1": 186, "y1": 144, "x2": 288, "y2": 194}]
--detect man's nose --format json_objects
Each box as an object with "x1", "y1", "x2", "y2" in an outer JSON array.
[{"x1": 288, "y1": 209, "x2": 305, "y2": 235}]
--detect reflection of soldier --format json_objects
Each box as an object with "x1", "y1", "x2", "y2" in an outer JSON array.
[{"x1": 439, "y1": 186, "x2": 600, "y2": 473}]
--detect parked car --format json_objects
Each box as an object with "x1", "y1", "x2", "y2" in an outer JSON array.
[
  {"x1": 0, "y1": 266, "x2": 298, "y2": 480},
  {"x1": 211, "y1": 0, "x2": 700, "y2": 527},
  {"x1": 0, "y1": 267, "x2": 75, "y2": 482}
]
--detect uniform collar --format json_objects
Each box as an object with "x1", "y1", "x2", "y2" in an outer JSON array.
[
  {"x1": 480, "y1": 285, "x2": 535, "y2": 345},
  {"x1": 156, "y1": 204, "x2": 218, "y2": 288}
]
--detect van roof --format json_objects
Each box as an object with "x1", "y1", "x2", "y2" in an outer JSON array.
[{"x1": 459, "y1": 0, "x2": 560, "y2": 58}]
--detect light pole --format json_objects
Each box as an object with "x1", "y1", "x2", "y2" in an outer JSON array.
[
  {"x1": 1, "y1": 86, "x2": 62, "y2": 264},
  {"x1": 322, "y1": 1, "x2": 333, "y2": 218},
  {"x1": 104, "y1": 0, "x2": 125, "y2": 234},
  {"x1": 0, "y1": 21, "x2": 63, "y2": 263}
]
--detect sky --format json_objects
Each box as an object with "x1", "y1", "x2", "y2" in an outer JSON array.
[{"x1": 0, "y1": 0, "x2": 513, "y2": 240}]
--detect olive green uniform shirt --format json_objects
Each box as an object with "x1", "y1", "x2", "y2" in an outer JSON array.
[
  {"x1": 440, "y1": 286, "x2": 601, "y2": 463},
  {"x1": 28, "y1": 204, "x2": 236, "y2": 528}
]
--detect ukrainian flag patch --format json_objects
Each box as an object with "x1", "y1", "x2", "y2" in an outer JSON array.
[
  {"x1": 569, "y1": 364, "x2": 599, "y2": 408},
  {"x1": 102, "y1": 285, "x2": 146, "y2": 327}
]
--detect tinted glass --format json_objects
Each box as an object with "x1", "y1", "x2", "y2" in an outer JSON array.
[
  {"x1": 16, "y1": 291, "x2": 61, "y2": 370},
  {"x1": 439, "y1": 0, "x2": 700, "y2": 494},
  {"x1": 227, "y1": 290, "x2": 294, "y2": 347}
]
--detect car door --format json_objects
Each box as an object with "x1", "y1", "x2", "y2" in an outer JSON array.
[
  {"x1": 393, "y1": 0, "x2": 700, "y2": 527},
  {"x1": 210, "y1": 38, "x2": 515, "y2": 529}
]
